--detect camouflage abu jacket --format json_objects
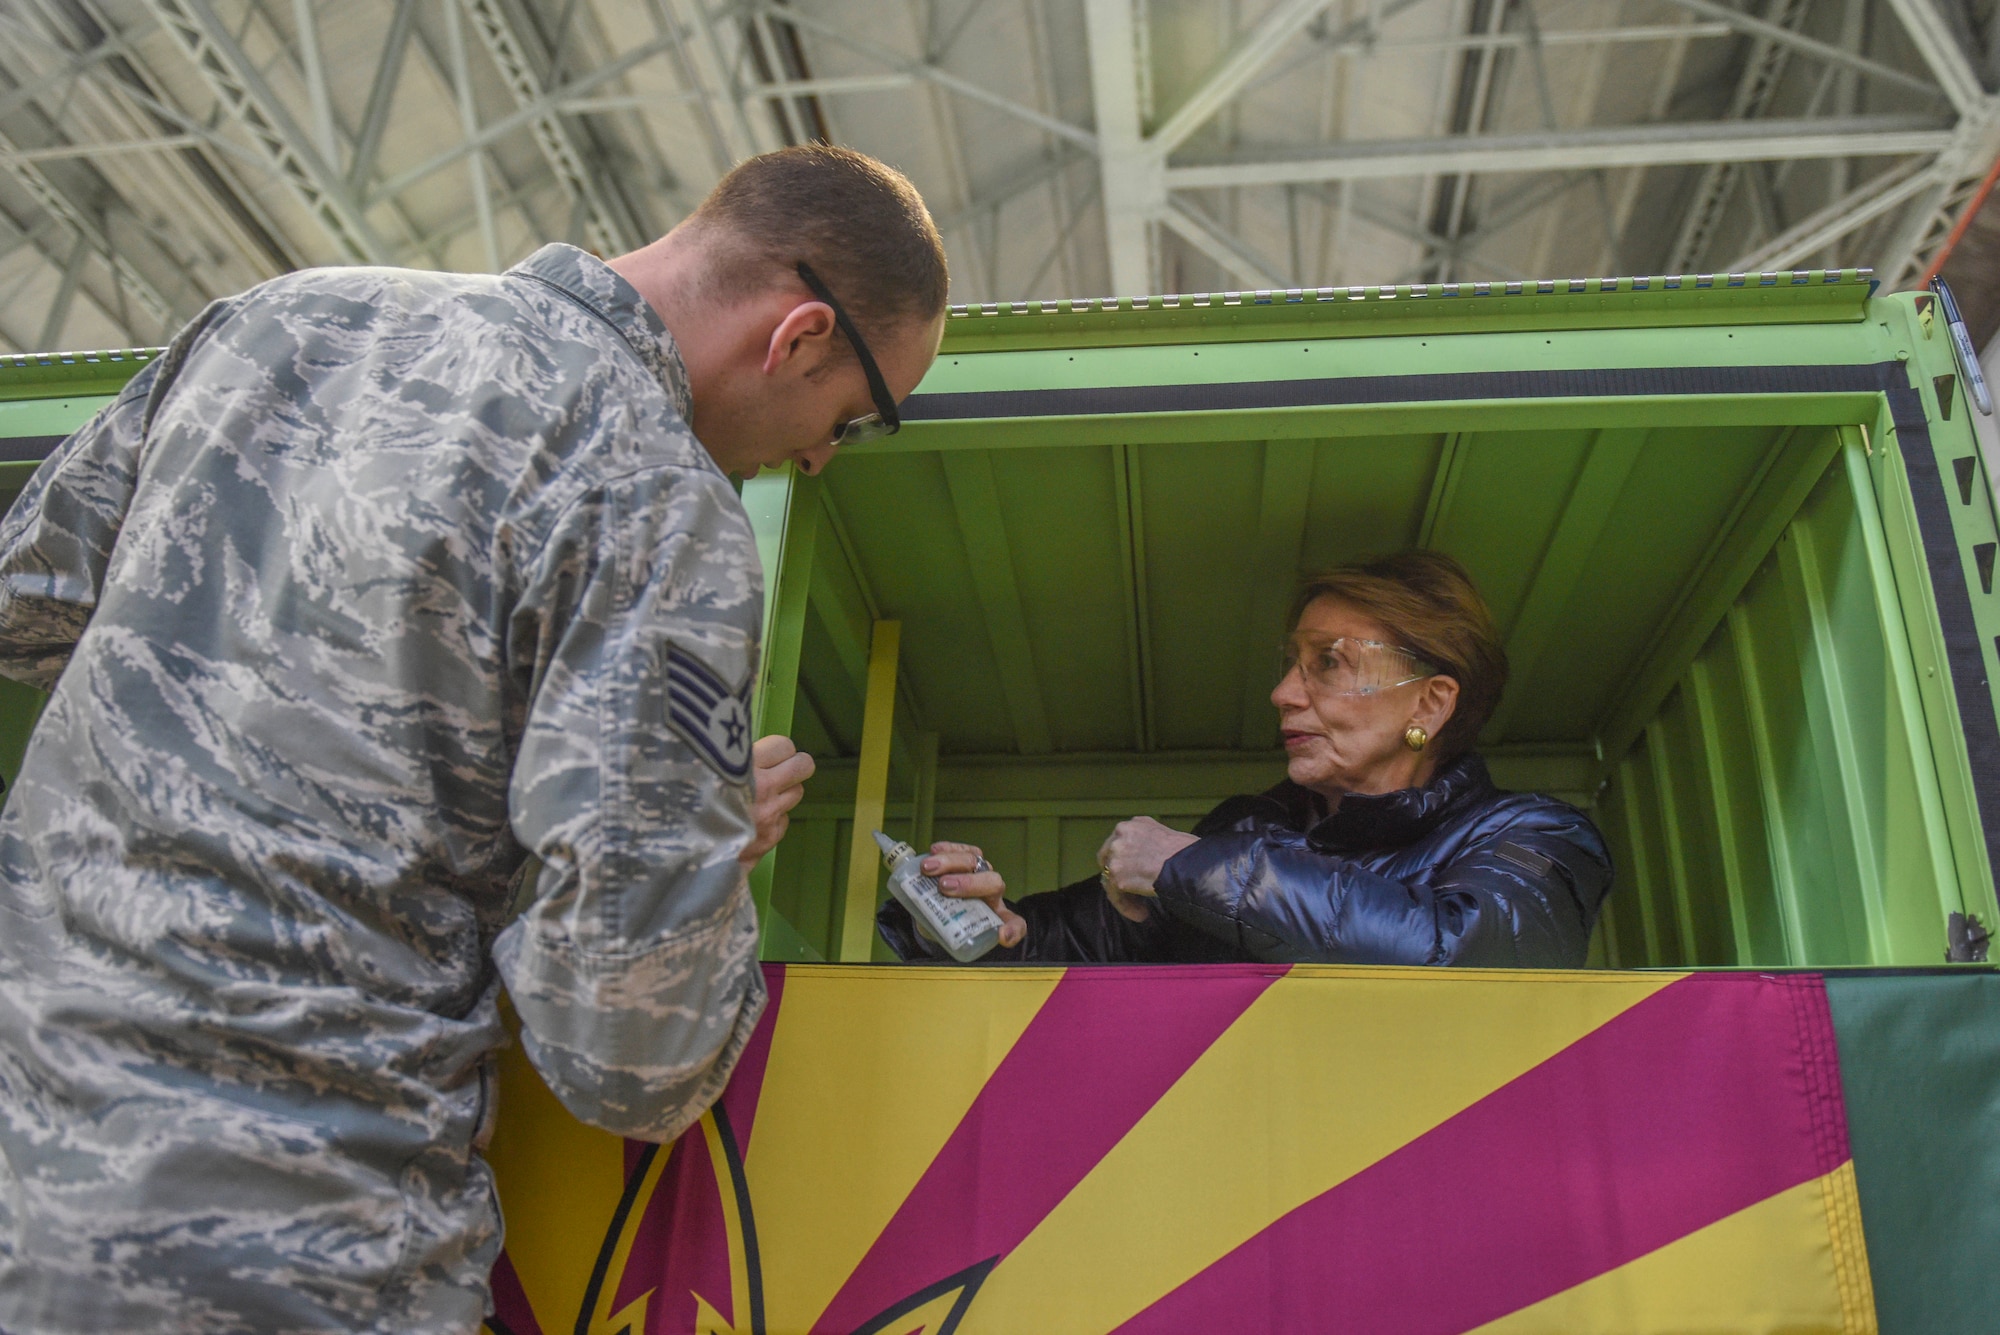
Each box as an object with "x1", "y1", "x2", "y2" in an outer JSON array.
[{"x1": 0, "y1": 244, "x2": 768, "y2": 1334}]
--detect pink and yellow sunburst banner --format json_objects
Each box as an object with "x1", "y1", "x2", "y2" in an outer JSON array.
[{"x1": 483, "y1": 964, "x2": 1876, "y2": 1335}]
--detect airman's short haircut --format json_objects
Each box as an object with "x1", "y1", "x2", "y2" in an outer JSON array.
[{"x1": 686, "y1": 145, "x2": 949, "y2": 354}]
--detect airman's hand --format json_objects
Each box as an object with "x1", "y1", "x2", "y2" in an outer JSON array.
[{"x1": 739, "y1": 735, "x2": 815, "y2": 866}]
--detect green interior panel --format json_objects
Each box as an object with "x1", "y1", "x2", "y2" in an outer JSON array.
[{"x1": 1594, "y1": 435, "x2": 1970, "y2": 967}]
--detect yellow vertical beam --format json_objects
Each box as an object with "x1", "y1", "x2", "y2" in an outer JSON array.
[{"x1": 840, "y1": 620, "x2": 900, "y2": 962}]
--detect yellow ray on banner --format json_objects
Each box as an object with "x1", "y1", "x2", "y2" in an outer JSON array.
[
  {"x1": 483, "y1": 1033, "x2": 628, "y2": 1324},
  {"x1": 744, "y1": 965, "x2": 1065, "y2": 1335},
  {"x1": 1470, "y1": 1164, "x2": 1876, "y2": 1334},
  {"x1": 959, "y1": 966, "x2": 1683, "y2": 1335}
]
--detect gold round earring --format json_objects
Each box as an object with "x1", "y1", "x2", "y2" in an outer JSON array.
[{"x1": 1404, "y1": 724, "x2": 1428, "y2": 752}]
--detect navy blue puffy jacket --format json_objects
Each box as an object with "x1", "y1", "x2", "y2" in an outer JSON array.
[{"x1": 877, "y1": 753, "x2": 1612, "y2": 967}]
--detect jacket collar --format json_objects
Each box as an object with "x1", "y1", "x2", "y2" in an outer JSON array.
[
  {"x1": 510, "y1": 243, "x2": 694, "y2": 424},
  {"x1": 1266, "y1": 753, "x2": 1496, "y2": 852}
]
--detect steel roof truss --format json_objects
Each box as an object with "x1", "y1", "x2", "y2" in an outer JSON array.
[
  {"x1": 1084, "y1": 0, "x2": 1151, "y2": 295},
  {"x1": 1727, "y1": 158, "x2": 1941, "y2": 274},
  {"x1": 457, "y1": 0, "x2": 639, "y2": 255},
  {"x1": 1165, "y1": 117, "x2": 1957, "y2": 189},
  {"x1": 347, "y1": 0, "x2": 417, "y2": 195},
  {"x1": 368, "y1": 30, "x2": 683, "y2": 205},
  {"x1": 136, "y1": 0, "x2": 390, "y2": 263}
]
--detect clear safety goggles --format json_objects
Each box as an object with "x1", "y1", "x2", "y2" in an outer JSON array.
[
  {"x1": 794, "y1": 261, "x2": 901, "y2": 448},
  {"x1": 1279, "y1": 634, "x2": 1435, "y2": 697}
]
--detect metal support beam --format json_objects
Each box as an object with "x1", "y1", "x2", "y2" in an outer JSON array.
[
  {"x1": 1425, "y1": 0, "x2": 1513, "y2": 285},
  {"x1": 1320, "y1": 21, "x2": 1735, "y2": 57},
  {"x1": 36, "y1": 234, "x2": 87, "y2": 352},
  {"x1": 1666, "y1": 0, "x2": 1809, "y2": 277},
  {"x1": 1877, "y1": 105, "x2": 2000, "y2": 286},
  {"x1": 1725, "y1": 158, "x2": 1938, "y2": 273},
  {"x1": 1084, "y1": 0, "x2": 1154, "y2": 294},
  {"x1": 458, "y1": 0, "x2": 642, "y2": 255},
  {"x1": 1882, "y1": 0, "x2": 1987, "y2": 116},
  {"x1": 1022, "y1": 0, "x2": 1081, "y2": 296},
  {"x1": 0, "y1": 16, "x2": 155, "y2": 128},
  {"x1": 1151, "y1": 0, "x2": 1335, "y2": 155},
  {"x1": 387, "y1": 166, "x2": 554, "y2": 262},
  {"x1": 1092, "y1": 0, "x2": 1427, "y2": 295},
  {"x1": 441, "y1": 0, "x2": 499, "y2": 271},
  {"x1": 349, "y1": 0, "x2": 417, "y2": 192},
  {"x1": 653, "y1": 0, "x2": 778, "y2": 170},
  {"x1": 933, "y1": 145, "x2": 1090, "y2": 238},
  {"x1": 1160, "y1": 199, "x2": 1287, "y2": 289},
  {"x1": 291, "y1": 0, "x2": 335, "y2": 165},
  {"x1": 561, "y1": 72, "x2": 914, "y2": 112},
  {"x1": 766, "y1": 5, "x2": 1097, "y2": 151},
  {"x1": 1657, "y1": 0, "x2": 1951, "y2": 103},
  {"x1": 1165, "y1": 116, "x2": 1956, "y2": 189},
  {"x1": 137, "y1": 0, "x2": 390, "y2": 263},
  {"x1": 0, "y1": 123, "x2": 173, "y2": 331},
  {"x1": 1020, "y1": 176, "x2": 1102, "y2": 296},
  {"x1": 38, "y1": 0, "x2": 301, "y2": 276},
  {"x1": 369, "y1": 32, "x2": 682, "y2": 203},
  {"x1": 0, "y1": 135, "x2": 200, "y2": 165}
]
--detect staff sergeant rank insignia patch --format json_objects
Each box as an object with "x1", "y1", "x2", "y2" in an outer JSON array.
[{"x1": 666, "y1": 644, "x2": 753, "y2": 782}]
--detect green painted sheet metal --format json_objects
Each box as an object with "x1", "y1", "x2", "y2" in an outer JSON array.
[
  {"x1": 936, "y1": 270, "x2": 1874, "y2": 353},
  {"x1": 1826, "y1": 969, "x2": 2000, "y2": 1334},
  {"x1": 0, "y1": 678, "x2": 41, "y2": 790},
  {"x1": 0, "y1": 347, "x2": 159, "y2": 401},
  {"x1": 1597, "y1": 434, "x2": 1970, "y2": 969}
]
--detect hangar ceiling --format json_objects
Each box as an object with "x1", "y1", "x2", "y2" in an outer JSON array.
[{"x1": 0, "y1": 0, "x2": 1996, "y2": 354}]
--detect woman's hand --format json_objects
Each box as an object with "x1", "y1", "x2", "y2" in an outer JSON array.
[
  {"x1": 739, "y1": 736, "x2": 816, "y2": 866},
  {"x1": 1098, "y1": 817, "x2": 1201, "y2": 900},
  {"x1": 921, "y1": 842, "x2": 1026, "y2": 947}
]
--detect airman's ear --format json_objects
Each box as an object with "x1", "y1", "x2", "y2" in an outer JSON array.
[{"x1": 762, "y1": 300, "x2": 837, "y2": 376}]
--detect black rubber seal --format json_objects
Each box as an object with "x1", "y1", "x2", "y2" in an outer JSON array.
[
  {"x1": 901, "y1": 361, "x2": 1896, "y2": 422},
  {"x1": 1882, "y1": 373, "x2": 2000, "y2": 888},
  {"x1": 0, "y1": 434, "x2": 62, "y2": 464}
]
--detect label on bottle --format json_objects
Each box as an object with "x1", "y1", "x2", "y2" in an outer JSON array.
[{"x1": 903, "y1": 871, "x2": 990, "y2": 951}]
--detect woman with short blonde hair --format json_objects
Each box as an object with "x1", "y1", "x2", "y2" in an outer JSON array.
[{"x1": 881, "y1": 551, "x2": 1613, "y2": 966}]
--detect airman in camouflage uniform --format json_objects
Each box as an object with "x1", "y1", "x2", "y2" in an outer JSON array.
[{"x1": 0, "y1": 242, "x2": 773, "y2": 1333}]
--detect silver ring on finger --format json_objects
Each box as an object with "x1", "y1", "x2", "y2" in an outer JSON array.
[{"x1": 974, "y1": 856, "x2": 993, "y2": 875}]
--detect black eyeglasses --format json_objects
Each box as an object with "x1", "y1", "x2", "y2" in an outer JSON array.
[{"x1": 795, "y1": 261, "x2": 901, "y2": 447}]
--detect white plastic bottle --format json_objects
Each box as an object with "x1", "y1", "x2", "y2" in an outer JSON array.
[{"x1": 873, "y1": 830, "x2": 1002, "y2": 963}]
